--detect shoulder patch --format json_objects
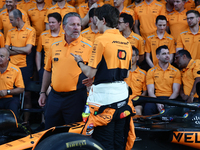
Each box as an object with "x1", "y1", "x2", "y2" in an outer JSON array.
[
  {"x1": 8, "y1": 28, "x2": 15, "y2": 32},
  {"x1": 81, "y1": 30, "x2": 90, "y2": 34},
  {"x1": 155, "y1": 3, "x2": 162, "y2": 6},
  {"x1": 11, "y1": 66, "x2": 19, "y2": 72},
  {"x1": 0, "y1": 11, "x2": 6, "y2": 15},
  {"x1": 137, "y1": 3, "x2": 144, "y2": 7},
  {"x1": 197, "y1": 6, "x2": 200, "y2": 8},
  {"x1": 49, "y1": 6, "x2": 56, "y2": 10},
  {"x1": 147, "y1": 35, "x2": 155, "y2": 39},
  {"x1": 132, "y1": 35, "x2": 139, "y2": 40},
  {"x1": 41, "y1": 32, "x2": 49, "y2": 36},
  {"x1": 28, "y1": 7, "x2": 35, "y2": 11},
  {"x1": 67, "y1": 6, "x2": 74, "y2": 9},
  {"x1": 180, "y1": 31, "x2": 188, "y2": 34},
  {"x1": 52, "y1": 40, "x2": 62, "y2": 46},
  {"x1": 139, "y1": 70, "x2": 146, "y2": 75},
  {"x1": 26, "y1": 27, "x2": 32, "y2": 31},
  {"x1": 124, "y1": 10, "x2": 130, "y2": 13},
  {"x1": 168, "y1": 12, "x2": 175, "y2": 15},
  {"x1": 127, "y1": 4, "x2": 133, "y2": 8},
  {"x1": 81, "y1": 5, "x2": 87, "y2": 7},
  {"x1": 166, "y1": 36, "x2": 172, "y2": 40},
  {"x1": 151, "y1": 67, "x2": 157, "y2": 71},
  {"x1": 81, "y1": 41, "x2": 92, "y2": 47},
  {"x1": 171, "y1": 67, "x2": 177, "y2": 72}
]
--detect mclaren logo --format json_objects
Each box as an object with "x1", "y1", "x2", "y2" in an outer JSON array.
[{"x1": 117, "y1": 50, "x2": 126, "y2": 60}]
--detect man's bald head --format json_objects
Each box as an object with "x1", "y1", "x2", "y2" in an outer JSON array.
[{"x1": 0, "y1": 48, "x2": 10, "y2": 66}]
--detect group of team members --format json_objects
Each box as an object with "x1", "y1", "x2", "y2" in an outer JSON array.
[{"x1": 0, "y1": 0, "x2": 200, "y2": 149}]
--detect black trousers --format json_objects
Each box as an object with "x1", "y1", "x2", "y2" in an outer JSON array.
[
  {"x1": 92, "y1": 117, "x2": 126, "y2": 150},
  {"x1": 44, "y1": 88, "x2": 87, "y2": 129}
]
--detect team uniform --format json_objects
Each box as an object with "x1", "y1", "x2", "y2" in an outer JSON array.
[
  {"x1": 28, "y1": 3, "x2": 50, "y2": 44},
  {"x1": 44, "y1": 35, "x2": 92, "y2": 129},
  {"x1": 168, "y1": 9, "x2": 188, "y2": 41},
  {"x1": 126, "y1": 31, "x2": 145, "y2": 56},
  {"x1": 82, "y1": 29, "x2": 135, "y2": 150},
  {"x1": 145, "y1": 31, "x2": 175, "y2": 65},
  {"x1": 196, "y1": 5, "x2": 200, "y2": 14},
  {"x1": 176, "y1": 28, "x2": 200, "y2": 60},
  {"x1": 81, "y1": 26, "x2": 101, "y2": 43},
  {"x1": 76, "y1": 2, "x2": 104, "y2": 19},
  {"x1": 36, "y1": 29, "x2": 64, "y2": 82},
  {"x1": 120, "y1": 7, "x2": 135, "y2": 21},
  {"x1": 134, "y1": 0, "x2": 165, "y2": 40},
  {"x1": 44, "y1": 2, "x2": 76, "y2": 23},
  {"x1": 17, "y1": 0, "x2": 36, "y2": 12},
  {"x1": 181, "y1": 59, "x2": 200, "y2": 99},
  {"x1": 0, "y1": 7, "x2": 30, "y2": 39},
  {"x1": 127, "y1": 2, "x2": 137, "y2": 10},
  {"x1": 184, "y1": 0, "x2": 196, "y2": 10},
  {"x1": 5, "y1": 23, "x2": 36, "y2": 87},
  {"x1": 0, "y1": 32, "x2": 4, "y2": 47},
  {"x1": 0, "y1": 62, "x2": 24, "y2": 117},
  {"x1": 125, "y1": 66, "x2": 147, "y2": 99},
  {"x1": 144, "y1": 63, "x2": 181, "y2": 115}
]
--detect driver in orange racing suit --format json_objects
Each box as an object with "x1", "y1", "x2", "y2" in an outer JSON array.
[{"x1": 71, "y1": 4, "x2": 136, "y2": 150}]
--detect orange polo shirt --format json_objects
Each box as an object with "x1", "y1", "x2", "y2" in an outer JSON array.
[
  {"x1": 196, "y1": 5, "x2": 200, "y2": 13},
  {"x1": 81, "y1": 26, "x2": 102, "y2": 43},
  {"x1": 44, "y1": 2, "x2": 76, "y2": 23},
  {"x1": 88, "y1": 29, "x2": 132, "y2": 85},
  {"x1": 121, "y1": 6, "x2": 135, "y2": 21},
  {"x1": 168, "y1": 9, "x2": 188, "y2": 41},
  {"x1": 181, "y1": 59, "x2": 200, "y2": 98},
  {"x1": 0, "y1": 62, "x2": 24, "y2": 99},
  {"x1": 0, "y1": 32, "x2": 4, "y2": 47},
  {"x1": 76, "y1": 2, "x2": 104, "y2": 18},
  {"x1": 45, "y1": 35, "x2": 92, "y2": 92},
  {"x1": 134, "y1": 0, "x2": 165, "y2": 40},
  {"x1": 125, "y1": 66, "x2": 147, "y2": 99},
  {"x1": 184, "y1": 0, "x2": 195, "y2": 10},
  {"x1": 37, "y1": 29, "x2": 65, "y2": 66},
  {"x1": 5, "y1": 23, "x2": 36, "y2": 68},
  {"x1": 177, "y1": 28, "x2": 200, "y2": 60},
  {"x1": 146, "y1": 63, "x2": 181, "y2": 97},
  {"x1": 0, "y1": 0, "x2": 5, "y2": 9},
  {"x1": 126, "y1": 31, "x2": 145, "y2": 55},
  {"x1": 127, "y1": 2, "x2": 137, "y2": 10},
  {"x1": 0, "y1": 7, "x2": 30, "y2": 39},
  {"x1": 17, "y1": 0, "x2": 36, "y2": 12},
  {"x1": 145, "y1": 31, "x2": 175, "y2": 65},
  {"x1": 28, "y1": 3, "x2": 50, "y2": 44}
]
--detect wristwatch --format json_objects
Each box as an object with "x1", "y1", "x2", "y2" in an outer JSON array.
[
  {"x1": 7, "y1": 90, "x2": 11, "y2": 95},
  {"x1": 9, "y1": 45, "x2": 12, "y2": 50}
]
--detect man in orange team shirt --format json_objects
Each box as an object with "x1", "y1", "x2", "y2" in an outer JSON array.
[
  {"x1": 0, "y1": 0, "x2": 30, "y2": 39},
  {"x1": 168, "y1": 0, "x2": 188, "y2": 41},
  {"x1": 44, "y1": 0, "x2": 76, "y2": 30},
  {"x1": 134, "y1": 0, "x2": 165, "y2": 40}
]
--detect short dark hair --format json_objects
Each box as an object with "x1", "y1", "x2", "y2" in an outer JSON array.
[
  {"x1": 119, "y1": 13, "x2": 134, "y2": 29},
  {"x1": 89, "y1": 8, "x2": 96, "y2": 18},
  {"x1": 156, "y1": 45, "x2": 168, "y2": 55},
  {"x1": 132, "y1": 46, "x2": 139, "y2": 56},
  {"x1": 177, "y1": 49, "x2": 192, "y2": 59},
  {"x1": 186, "y1": 10, "x2": 200, "y2": 17},
  {"x1": 12, "y1": 9, "x2": 22, "y2": 19},
  {"x1": 156, "y1": 15, "x2": 167, "y2": 24},
  {"x1": 48, "y1": 12, "x2": 62, "y2": 23},
  {"x1": 95, "y1": 4, "x2": 119, "y2": 28}
]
